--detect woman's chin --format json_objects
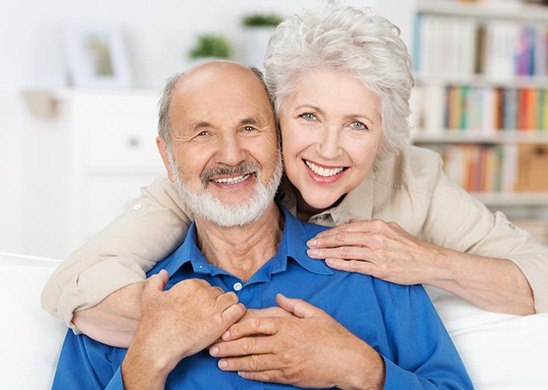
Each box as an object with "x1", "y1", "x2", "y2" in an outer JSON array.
[{"x1": 301, "y1": 193, "x2": 342, "y2": 213}]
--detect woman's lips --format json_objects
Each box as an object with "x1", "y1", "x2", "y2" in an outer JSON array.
[{"x1": 302, "y1": 159, "x2": 347, "y2": 183}]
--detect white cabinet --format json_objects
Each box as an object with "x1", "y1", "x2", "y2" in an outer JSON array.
[{"x1": 22, "y1": 89, "x2": 165, "y2": 258}]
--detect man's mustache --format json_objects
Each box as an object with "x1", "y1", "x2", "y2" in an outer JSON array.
[{"x1": 201, "y1": 162, "x2": 262, "y2": 184}]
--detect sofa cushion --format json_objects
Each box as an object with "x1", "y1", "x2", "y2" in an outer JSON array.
[
  {"x1": 1, "y1": 252, "x2": 548, "y2": 389},
  {"x1": 0, "y1": 253, "x2": 66, "y2": 389}
]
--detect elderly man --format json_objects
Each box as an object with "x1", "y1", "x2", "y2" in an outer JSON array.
[{"x1": 53, "y1": 62, "x2": 472, "y2": 389}]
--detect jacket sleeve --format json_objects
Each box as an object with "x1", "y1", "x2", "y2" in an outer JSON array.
[
  {"x1": 382, "y1": 284, "x2": 474, "y2": 389},
  {"x1": 41, "y1": 177, "x2": 193, "y2": 328},
  {"x1": 420, "y1": 163, "x2": 548, "y2": 313}
]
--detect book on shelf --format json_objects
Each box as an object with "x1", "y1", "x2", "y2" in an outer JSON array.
[
  {"x1": 413, "y1": 14, "x2": 547, "y2": 78},
  {"x1": 417, "y1": 85, "x2": 547, "y2": 134},
  {"x1": 424, "y1": 143, "x2": 548, "y2": 193}
]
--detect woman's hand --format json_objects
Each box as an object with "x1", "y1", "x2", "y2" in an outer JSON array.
[{"x1": 306, "y1": 219, "x2": 445, "y2": 286}]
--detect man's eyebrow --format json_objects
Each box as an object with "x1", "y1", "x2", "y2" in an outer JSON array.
[
  {"x1": 192, "y1": 121, "x2": 213, "y2": 130},
  {"x1": 239, "y1": 117, "x2": 261, "y2": 126}
]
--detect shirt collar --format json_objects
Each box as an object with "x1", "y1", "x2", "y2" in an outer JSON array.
[
  {"x1": 162, "y1": 223, "x2": 211, "y2": 277},
  {"x1": 280, "y1": 206, "x2": 334, "y2": 276},
  {"x1": 163, "y1": 204, "x2": 334, "y2": 278}
]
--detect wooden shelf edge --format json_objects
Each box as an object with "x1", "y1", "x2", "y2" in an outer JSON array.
[
  {"x1": 414, "y1": 74, "x2": 548, "y2": 88},
  {"x1": 417, "y1": 0, "x2": 548, "y2": 22},
  {"x1": 411, "y1": 132, "x2": 548, "y2": 144}
]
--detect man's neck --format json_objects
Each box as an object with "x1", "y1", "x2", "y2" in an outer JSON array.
[{"x1": 194, "y1": 203, "x2": 283, "y2": 282}]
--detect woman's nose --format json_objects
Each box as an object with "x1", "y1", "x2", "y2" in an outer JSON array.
[{"x1": 316, "y1": 125, "x2": 342, "y2": 160}]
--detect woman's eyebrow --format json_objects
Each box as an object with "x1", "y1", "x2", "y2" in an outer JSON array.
[{"x1": 295, "y1": 104, "x2": 325, "y2": 115}]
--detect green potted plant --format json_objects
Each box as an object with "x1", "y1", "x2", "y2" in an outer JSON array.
[
  {"x1": 188, "y1": 34, "x2": 232, "y2": 64},
  {"x1": 241, "y1": 13, "x2": 283, "y2": 69}
]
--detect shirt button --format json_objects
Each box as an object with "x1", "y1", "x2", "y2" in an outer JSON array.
[
  {"x1": 233, "y1": 282, "x2": 243, "y2": 291},
  {"x1": 133, "y1": 203, "x2": 142, "y2": 211}
]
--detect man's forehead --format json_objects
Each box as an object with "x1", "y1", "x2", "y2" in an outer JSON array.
[{"x1": 171, "y1": 88, "x2": 273, "y2": 131}]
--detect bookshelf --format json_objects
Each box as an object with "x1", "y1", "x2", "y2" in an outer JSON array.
[{"x1": 411, "y1": 0, "x2": 548, "y2": 245}]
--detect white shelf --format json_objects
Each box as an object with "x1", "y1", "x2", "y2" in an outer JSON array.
[
  {"x1": 412, "y1": 132, "x2": 548, "y2": 144},
  {"x1": 417, "y1": 0, "x2": 548, "y2": 22},
  {"x1": 21, "y1": 88, "x2": 160, "y2": 118},
  {"x1": 471, "y1": 192, "x2": 548, "y2": 207},
  {"x1": 414, "y1": 74, "x2": 548, "y2": 88}
]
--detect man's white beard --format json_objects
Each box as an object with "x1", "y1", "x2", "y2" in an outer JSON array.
[{"x1": 168, "y1": 151, "x2": 283, "y2": 227}]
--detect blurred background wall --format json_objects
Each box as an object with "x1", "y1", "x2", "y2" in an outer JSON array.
[
  {"x1": 2, "y1": 0, "x2": 547, "y2": 259},
  {"x1": 0, "y1": 0, "x2": 412, "y2": 257}
]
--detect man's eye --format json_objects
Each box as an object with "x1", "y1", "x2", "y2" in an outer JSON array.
[
  {"x1": 196, "y1": 131, "x2": 209, "y2": 137},
  {"x1": 243, "y1": 126, "x2": 257, "y2": 132},
  {"x1": 350, "y1": 121, "x2": 368, "y2": 131},
  {"x1": 299, "y1": 113, "x2": 317, "y2": 122}
]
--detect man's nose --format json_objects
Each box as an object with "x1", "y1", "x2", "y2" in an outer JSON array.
[
  {"x1": 315, "y1": 124, "x2": 342, "y2": 160},
  {"x1": 216, "y1": 133, "x2": 247, "y2": 166}
]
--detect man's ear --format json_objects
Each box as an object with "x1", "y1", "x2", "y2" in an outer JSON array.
[{"x1": 156, "y1": 136, "x2": 176, "y2": 183}]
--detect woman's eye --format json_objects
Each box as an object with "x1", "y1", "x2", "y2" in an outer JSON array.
[
  {"x1": 299, "y1": 113, "x2": 317, "y2": 122},
  {"x1": 350, "y1": 121, "x2": 368, "y2": 131}
]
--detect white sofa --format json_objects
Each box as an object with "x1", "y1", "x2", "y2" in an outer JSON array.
[{"x1": 1, "y1": 251, "x2": 548, "y2": 389}]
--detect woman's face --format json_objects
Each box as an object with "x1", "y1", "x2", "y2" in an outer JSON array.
[{"x1": 279, "y1": 68, "x2": 383, "y2": 212}]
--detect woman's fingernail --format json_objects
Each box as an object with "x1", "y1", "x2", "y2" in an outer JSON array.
[
  {"x1": 326, "y1": 258, "x2": 335, "y2": 265},
  {"x1": 308, "y1": 249, "x2": 319, "y2": 256},
  {"x1": 307, "y1": 239, "x2": 317, "y2": 247},
  {"x1": 210, "y1": 346, "x2": 219, "y2": 356},
  {"x1": 219, "y1": 359, "x2": 228, "y2": 369}
]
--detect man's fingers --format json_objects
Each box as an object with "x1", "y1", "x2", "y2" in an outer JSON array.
[
  {"x1": 221, "y1": 303, "x2": 246, "y2": 327},
  {"x1": 216, "y1": 291, "x2": 239, "y2": 310},
  {"x1": 222, "y1": 317, "x2": 278, "y2": 341},
  {"x1": 210, "y1": 336, "x2": 273, "y2": 358},
  {"x1": 142, "y1": 270, "x2": 169, "y2": 299},
  {"x1": 243, "y1": 306, "x2": 293, "y2": 320},
  {"x1": 238, "y1": 370, "x2": 286, "y2": 383},
  {"x1": 276, "y1": 294, "x2": 319, "y2": 319},
  {"x1": 218, "y1": 354, "x2": 279, "y2": 372}
]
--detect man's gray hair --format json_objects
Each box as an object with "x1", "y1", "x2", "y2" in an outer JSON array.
[
  {"x1": 264, "y1": 4, "x2": 414, "y2": 159},
  {"x1": 157, "y1": 66, "x2": 270, "y2": 145}
]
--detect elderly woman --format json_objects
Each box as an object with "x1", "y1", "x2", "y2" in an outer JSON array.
[{"x1": 43, "y1": 4, "x2": 547, "y2": 347}]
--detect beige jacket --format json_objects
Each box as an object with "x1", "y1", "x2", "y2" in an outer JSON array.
[{"x1": 41, "y1": 145, "x2": 548, "y2": 327}]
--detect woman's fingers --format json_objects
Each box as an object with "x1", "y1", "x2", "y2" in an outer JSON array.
[
  {"x1": 307, "y1": 245, "x2": 378, "y2": 263},
  {"x1": 324, "y1": 258, "x2": 380, "y2": 276}
]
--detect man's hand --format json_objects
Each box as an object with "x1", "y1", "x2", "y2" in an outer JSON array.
[
  {"x1": 121, "y1": 270, "x2": 246, "y2": 389},
  {"x1": 209, "y1": 294, "x2": 385, "y2": 389}
]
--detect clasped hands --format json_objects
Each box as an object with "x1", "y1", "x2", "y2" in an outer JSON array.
[{"x1": 122, "y1": 270, "x2": 383, "y2": 389}]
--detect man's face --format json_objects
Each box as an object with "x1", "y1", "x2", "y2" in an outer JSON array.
[{"x1": 158, "y1": 64, "x2": 281, "y2": 226}]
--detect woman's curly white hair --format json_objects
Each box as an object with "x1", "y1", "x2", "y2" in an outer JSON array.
[{"x1": 264, "y1": 3, "x2": 414, "y2": 159}]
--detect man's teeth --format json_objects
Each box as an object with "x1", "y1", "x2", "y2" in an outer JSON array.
[
  {"x1": 305, "y1": 161, "x2": 344, "y2": 177},
  {"x1": 212, "y1": 174, "x2": 250, "y2": 184}
]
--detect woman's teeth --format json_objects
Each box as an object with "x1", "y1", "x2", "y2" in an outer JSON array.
[
  {"x1": 305, "y1": 160, "x2": 344, "y2": 177},
  {"x1": 212, "y1": 174, "x2": 250, "y2": 184}
]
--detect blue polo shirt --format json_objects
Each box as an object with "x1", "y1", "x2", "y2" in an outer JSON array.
[{"x1": 53, "y1": 206, "x2": 472, "y2": 389}]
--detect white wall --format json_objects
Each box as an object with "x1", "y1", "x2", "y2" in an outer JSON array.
[{"x1": 0, "y1": 0, "x2": 411, "y2": 256}]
